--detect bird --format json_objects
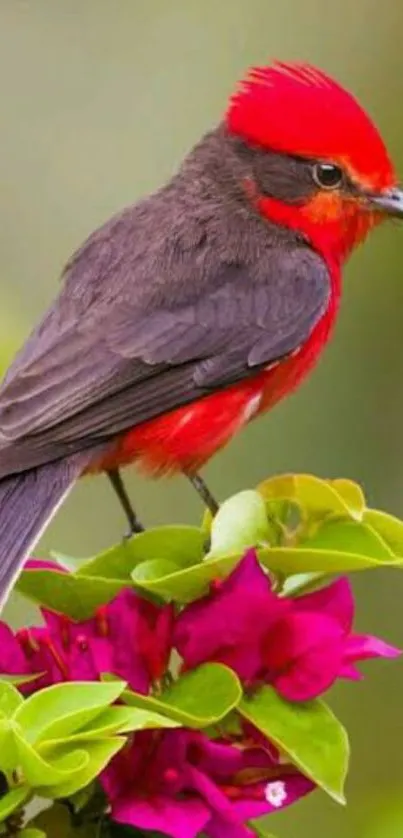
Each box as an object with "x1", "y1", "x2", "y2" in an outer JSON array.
[{"x1": 0, "y1": 60, "x2": 401, "y2": 607}]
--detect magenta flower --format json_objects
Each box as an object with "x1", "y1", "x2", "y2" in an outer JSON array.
[
  {"x1": 101, "y1": 725, "x2": 314, "y2": 838},
  {"x1": 0, "y1": 561, "x2": 174, "y2": 694},
  {"x1": 175, "y1": 550, "x2": 400, "y2": 702},
  {"x1": 175, "y1": 550, "x2": 290, "y2": 683}
]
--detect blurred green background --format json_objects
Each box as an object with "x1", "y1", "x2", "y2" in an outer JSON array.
[{"x1": 0, "y1": 1, "x2": 403, "y2": 836}]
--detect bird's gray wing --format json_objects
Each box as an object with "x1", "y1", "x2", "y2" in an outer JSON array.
[{"x1": 0, "y1": 244, "x2": 330, "y2": 476}]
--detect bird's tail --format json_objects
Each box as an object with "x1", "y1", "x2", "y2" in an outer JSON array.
[{"x1": 0, "y1": 454, "x2": 92, "y2": 610}]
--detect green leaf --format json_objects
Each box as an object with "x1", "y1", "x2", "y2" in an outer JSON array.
[
  {"x1": 240, "y1": 686, "x2": 349, "y2": 804},
  {"x1": 282, "y1": 571, "x2": 325, "y2": 597},
  {"x1": 18, "y1": 829, "x2": 46, "y2": 838},
  {"x1": 78, "y1": 526, "x2": 205, "y2": 580},
  {"x1": 301, "y1": 518, "x2": 395, "y2": 560},
  {"x1": 0, "y1": 673, "x2": 45, "y2": 687},
  {"x1": 0, "y1": 785, "x2": 31, "y2": 821},
  {"x1": 329, "y1": 479, "x2": 366, "y2": 519},
  {"x1": 14, "y1": 730, "x2": 88, "y2": 787},
  {"x1": 131, "y1": 551, "x2": 241, "y2": 602},
  {"x1": 14, "y1": 681, "x2": 126, "y2": 744},
  {"x1": 50, "y1": 550, "x2": 86, "y2": 572},
  {"x1": 265, "y1": 499, "x2": 299, "y2": 544},
  {"x1": 16, "y1": 569, "x2": 125, "y2": 620},
  {"x1": 37, "y1": 737, "x2": 124, "y2": 799},
  {"x1": 40, "y1": 705, "x2": 179, "y2": 746},
  {"x1": 81, "y1": 705, "x2": 179, "y2": 734},
  {"x1": 258, "y1": 473, "x2": 360, "y2": 520},
  {"x1": 364, "y1": 508, "x2": 403, "y2": 557},
  {"x1": 0, "y1": 682, "x2": 23, "y2": 717},
  {"x1": 132, "y1": 559, "x2": 181, "y2": 586},
  {"x1": 257, "y1": 537, "x2": 400, "y2": 577},
  {"x1": 75, "y1": 704, "x2": 179, "y2": 736},
  {"x1": 0, "y1": 719, "x2": 19, "y2": 772},
  {"x1": 123, "y1": 663, "x2": 242, "y2": 728},
  {"x1": 75, "y1": 541, "x2": 139, "y2": 580},
  {"x1": 208, "y1": 491, "x2": 271, "y2": 556},
  {"x1": 130, "y1": 517, "x2": 402, "y2": 603}
]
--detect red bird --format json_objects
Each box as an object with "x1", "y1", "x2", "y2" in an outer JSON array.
[{"x1": 0, "y1": 61, "x2": 401, "y2": 604}]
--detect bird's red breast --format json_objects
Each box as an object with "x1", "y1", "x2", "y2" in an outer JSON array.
[{"x1": 93, "y1": 263, "x2": 340, "y2": 477}]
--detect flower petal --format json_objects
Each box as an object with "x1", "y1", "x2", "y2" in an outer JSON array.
[
  {"x1": 189, "y1": 738, "x2": 246, "y2": 778},
  {"x1": 27, "y1": 628, "x2": 68, "y2": 684},
  {"x1": 103, "y1": 589, "x2": 152, "y2": 692},
  {"x1": 0, "y1": 622, "x2": 30, "y2": 676},
  {"x1": 264, "y1": 612, "x2": 345, "y2": 701},
  {"x1": 136, "y1": 600, "x2": 175, "y2": 682},
  {"x1": 339, "y1": 662, "x2": 363, "y2": 680},
  {"x1": 206, "y1": 814, "x2": 255, "y2": 838},
  {"x1": 25, "y1": 558, "x2": 65, "y2": 572},
  {"x1": 188, "y1": 765, "x2": 238, "y2": 820},
  {"x1": 231, "y1": 773, "x2": 315, "y2": 819},
  {"x1": 206, "y1": 775, "x2": 315, "y2": 838},
  {"x1": 295, "y1": 577, "x2": 354, "y2": 631},
  {"x1": 111, "y1": 795, "x2": 210, "y2": 838},
  {"x1": 344, "y1": 633, "x2": 401, "y2": 663},
  {"x1": 175, "y1": 551, "x2": 288, "y2": 676}
]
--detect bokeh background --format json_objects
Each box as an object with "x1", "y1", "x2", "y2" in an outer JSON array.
[{"x1": 1, "y1": 2, "x2": 403, "y2": 836}]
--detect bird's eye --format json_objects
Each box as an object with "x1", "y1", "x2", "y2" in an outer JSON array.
[{"x1": 312, "y1": 162, "x2": 344, "y2": 190}]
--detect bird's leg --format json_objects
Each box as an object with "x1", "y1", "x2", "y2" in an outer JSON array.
[
  {"x1": 186, "y1": 472, "x2": 219, "y2": 517},
  {"x1": 107, "y1": 468, "x2": 144, "y2": 535}
]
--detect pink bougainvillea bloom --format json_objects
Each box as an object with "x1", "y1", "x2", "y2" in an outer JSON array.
[
  {"x1": 175, "y1": 550, "x2": 400, "y2": 701},
  {"x1": 174, "y1": 550, "x2": 290, "y2": 682},
  {"x1": 0, "y1": 560, "x2": 174, "y2": 694},
  {"x1": 101, "y1": 726, "x2": 314, "y2": 838},
  {"x1": 261, "y1": 577, "x2": 400, "y2": 701}
]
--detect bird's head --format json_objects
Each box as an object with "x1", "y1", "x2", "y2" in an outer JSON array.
[{"x1": 226, "y1": 61, "x2": 402, "y2": 263}]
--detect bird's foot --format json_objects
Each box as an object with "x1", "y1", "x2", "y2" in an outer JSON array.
[
  {"x1": 123, "y1": 517, "x2": 145, "y2": 540},
  {"x1": 107, "y1": 468, "x2": 145, "y2": 538},
  {"x1": 186, "y1": 471, "x2": 219, "y2": 517}
]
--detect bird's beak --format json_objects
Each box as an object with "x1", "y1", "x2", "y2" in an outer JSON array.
[{"x1": 368, "y1": 186, "x2": 403, "y2": 218}]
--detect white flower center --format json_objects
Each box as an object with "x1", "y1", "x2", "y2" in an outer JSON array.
[{"x1": 264, "y1": 780, "x2": 287, "y2": 808}]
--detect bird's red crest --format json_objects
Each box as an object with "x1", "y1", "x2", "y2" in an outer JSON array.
[{"x1": 226, "y1": 61, "x2": 395, "y2": 191}]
